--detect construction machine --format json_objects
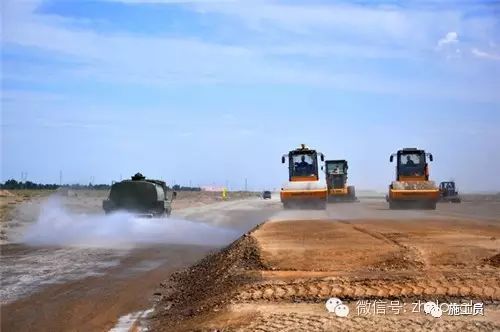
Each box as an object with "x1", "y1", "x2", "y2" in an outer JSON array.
[
  {"x1": 103, "y1": 173, "x2": 177, "y2": 217},
  {"x1": 325, "y1": 160, "x2": 357, "y2": 202},
  {"x1": 439, "y1": 181, "x2": 461, "y2": 203},
  {"x1": 387, "y1": 148, "x2": 440, "y2": 210},
  {"x1": 280, "y1": 144, "x2": 327, "y2": 209}
]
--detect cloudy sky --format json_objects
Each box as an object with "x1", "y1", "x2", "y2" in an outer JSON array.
[{"x1": 2, "y1": 0, "x2": 499, "y2": 191}]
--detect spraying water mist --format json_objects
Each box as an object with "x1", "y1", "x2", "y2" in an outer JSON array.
[{"x1": 21, "y1": 197, "x2": 238, "y2": 249}]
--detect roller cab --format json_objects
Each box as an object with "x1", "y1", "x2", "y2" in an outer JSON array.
[
  {"x1": 325, "y1": 160, "x2": 357, "y2": 202},
  {"x1": 387, "y1": 148, "x2": 439, "y2": 210},
  {"x1": 280, "y1": 144, "x2": 327, "y2": 209}
]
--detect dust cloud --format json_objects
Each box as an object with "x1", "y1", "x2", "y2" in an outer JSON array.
[
  {"x1": 21, "y1": 197, "x2": 238, "y2": 248},
  {"x1": 268, "y1": 209, "x2": 330, "y2": 222}
]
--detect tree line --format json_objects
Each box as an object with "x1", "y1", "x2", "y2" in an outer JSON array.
[
  {"x1": 171, "y1": 185, "x2": 201, "y2": 191},
  {"x1": 0, "y1": 179, "x2": 111, "y2": 190},
  {"x1": 1, "y1": 179, "x2": 201, "y2": 191}
]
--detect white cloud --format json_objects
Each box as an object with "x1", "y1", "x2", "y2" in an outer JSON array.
[
  {"x1": 471, "y1": 48, "x2": 500, "y2": 61},
  {"x1": 436, "y1": 31, "x2": 462, "y2": 59},
  {"x1": 2, "y1": 1, "x2": 293, "y2": 85},
  {"x1": 437, "y1": 31, "x2": 459, "y2": 47},
  {"x1": 1, "y1": 0, "x2": 499, "y2": 102}
]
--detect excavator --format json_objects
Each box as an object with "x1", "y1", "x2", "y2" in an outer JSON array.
[
  {"x1": 280, "y1": 144, "x2": 327, "y2": 209},
  {"x1": 325, "y1": 160, "x2": 357, "y2": 202},
  {"x1": 387, "y1": 148, "x2": 440, "y2": 210}
]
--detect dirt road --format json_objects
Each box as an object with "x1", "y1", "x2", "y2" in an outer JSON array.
[
  {"x1": 1, "y1": 192, "x2": 499, "y2": 331},
  {"x1": 0, "y1": 191, "x2": 277, "y2": 332}
]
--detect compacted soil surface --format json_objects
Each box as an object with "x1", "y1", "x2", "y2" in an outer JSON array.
[{"x1": 150, "y1": 198, "x2": 500, "y2": 331}]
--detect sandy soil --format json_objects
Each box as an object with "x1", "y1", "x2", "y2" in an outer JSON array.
[
  {"x1": 0, "y1": 190, "x2": 268, "y2": 332},
  {"x1": 149, "y1": 198, "x2": 500, "y2": 331},
  {"x1": 1, "y1": 244, "x2": 212, "y2": 332},
  {"x1": 2, "y1": 191, "x2": 499, "y2": 331}
]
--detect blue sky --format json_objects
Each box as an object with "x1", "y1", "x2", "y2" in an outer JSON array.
[{"x1": 2, "y1": 0, "x2": 500, "y2": 191}]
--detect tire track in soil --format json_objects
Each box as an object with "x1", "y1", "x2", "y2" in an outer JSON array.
[
  {"x1": 235, "y1": 277, "x2": 500, "y2": 303},
  {"x1": 232, "y1": 313, "x2": 499, "y2": 332},
  {"x1": 151, "y1": 217, "x2": 500, "y2": 331},
  {"x1": 349, "y1": 223, "x2": 428, "y2": 270}
]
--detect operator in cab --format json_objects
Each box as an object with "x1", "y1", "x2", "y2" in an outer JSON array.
[
  {"x1": 295, "y1": 155, "x2": 312, "y2": 175},
  {"x1": 405, "y1": 155, "x2": 416, "y2": 166}
]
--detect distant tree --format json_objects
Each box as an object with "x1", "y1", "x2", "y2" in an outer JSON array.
[
  {"x1": 168, "y1": 184, "x2": 201, "y2": 191},
  {"x1": 93, "y1": 184, "x2": 111, "y2": 190},
  {"x1": 2, "y1": 179, "x2": 19, "y2": 189},
  {"x1": 0, "y1": 179, "x2": 111, "y2": 190},
  {"x1": 0, "y1": 179, "x2": 60, "y2": 190}
]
